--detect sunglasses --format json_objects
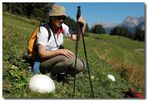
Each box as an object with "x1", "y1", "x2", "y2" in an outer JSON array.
[{"x1": 54, "y1": 16, "x2": 66, "y2": 20}]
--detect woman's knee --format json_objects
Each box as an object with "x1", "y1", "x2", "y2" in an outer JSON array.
[
  {"x1": 70, "y1": 58, "x2": 85, "y2": 72},
  {"x1": 76, "y1": 58, "x2": 85, "y2": 72}
]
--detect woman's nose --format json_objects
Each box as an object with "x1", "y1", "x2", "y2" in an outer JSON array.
[{"x1": 59, "y1": 19, "x2": 63, "y2": 22}]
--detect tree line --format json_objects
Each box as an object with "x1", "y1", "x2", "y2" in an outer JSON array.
[
  {"x1": 3, "y1": 3, "x2": 144, "y2": 41},
  {"x1": 91, "y1": 24, "x2": 144, "y2": 41},
  {"x1": 3, "y1": 3, "x2": 90, "y2": 34},
  {"x1": 3, "y1": 3, "x2": 54, "y2": 22},
  {"x1": 110, "y1": 26, "x2": 144, "y2": 41}
]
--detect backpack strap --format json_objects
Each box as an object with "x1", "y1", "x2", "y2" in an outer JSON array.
[
  {"x1": 40, "y1": 22, "x2": 51, "y2": 41},
  {"x1": 40, "y1": 22, "x2": 59, "y2": 48},
  {"x1": 52, "y1": 31, "x2": 59, "y2": 48}
]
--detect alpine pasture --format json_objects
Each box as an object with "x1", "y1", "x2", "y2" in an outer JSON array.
[{"x1": 3, "y1": 12, "x2": 145, "y2": 98}]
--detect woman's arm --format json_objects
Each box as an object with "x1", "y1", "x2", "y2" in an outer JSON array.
[
  {"x1": 68, "y1": 16, "x2": 86, "y2": 41},
  {"x1": 38, "y1": 44, "x2": 74, "y2": 59}
]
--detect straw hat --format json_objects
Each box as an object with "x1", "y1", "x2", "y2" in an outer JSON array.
[{"x1": 49, "y1": 5, "x2": 67, "y2": 17}]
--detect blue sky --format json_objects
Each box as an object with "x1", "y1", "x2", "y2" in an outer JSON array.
[{"x1": 56, "y1": 3, "x2": 144, "y2": 27}]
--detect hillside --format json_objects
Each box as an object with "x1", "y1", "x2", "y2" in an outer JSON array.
[{"x1": 3, "y1": 12, "x2": 145, "y2": 98}]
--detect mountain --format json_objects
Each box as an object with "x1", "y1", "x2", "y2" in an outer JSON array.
[
  {"x1": 99, "y1": 23, "x2": 118, "y2": 34},
  {"x1": 118, "y1": 16, "x2": 145, "y2": 32},
  {"x1": 136, "y1": 21, "x2": 145, "y2": 30},
  {"x1": 105, "y1": 27, "x2": 114, "y2": 34},
  {"x1": 101, "y1": 16, "x2": 145, "y2": 34}
]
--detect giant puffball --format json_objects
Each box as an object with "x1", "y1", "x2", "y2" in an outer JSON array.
[{"x1": 29, "y1": 74, "x2": 55, "y2": 93}]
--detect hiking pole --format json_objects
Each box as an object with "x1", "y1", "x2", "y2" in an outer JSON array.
[
  {"x1": 73, "y1": 6, "x2": 81, "y2": 97},
  {"x1": 80, "y1": 18, "x2": 94, "y2": 98},
  {"x1": 79, "y1": 7, "x2": 94, "y2": 98},
  {"x1": 73, "y1": 6, "x2": 94, "y2": 98}
]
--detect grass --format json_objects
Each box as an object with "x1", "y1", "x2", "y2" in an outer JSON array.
[{"x1": 3, "y1": 12, "x2": 145, "y2": 98}]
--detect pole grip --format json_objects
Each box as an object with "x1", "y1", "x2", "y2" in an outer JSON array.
[
  {"x1": 77, "y1": 6, "x2": 81, "y2": 20},
  {"x1": 76, "y1": 6, "x2": 82, "y2": 41}
]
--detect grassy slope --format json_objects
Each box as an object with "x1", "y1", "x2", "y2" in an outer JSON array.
[{"x1": 3, "y1": 13, "x2": 145, "y2": 98}]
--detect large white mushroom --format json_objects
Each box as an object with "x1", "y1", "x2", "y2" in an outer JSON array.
[{"x1": 29, "y1": 74, "x2": 55, "y2": 93}]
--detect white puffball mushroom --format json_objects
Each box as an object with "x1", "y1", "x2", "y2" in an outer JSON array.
[
  {"x1": 107, "y1": 74, "x2": 115, "y2": 81},
  {"x1": 29, "y1": 74, "x2": 55, "y2": 93},
  {"x1": 91, "y1": 75, "x2": 95, "y2": 80}
]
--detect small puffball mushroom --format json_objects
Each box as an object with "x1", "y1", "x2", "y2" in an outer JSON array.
[{"x1": 107, "y1": 74, "x2": 115, "y2": 81}]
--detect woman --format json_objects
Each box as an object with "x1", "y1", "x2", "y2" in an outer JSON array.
[{"x1": 37, "y1": 4, "x2": 86, "y2": 82}]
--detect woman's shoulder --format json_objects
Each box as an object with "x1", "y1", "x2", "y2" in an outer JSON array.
[{"x1": 38, "y1": 26, "x2": 50, "y2": 37}]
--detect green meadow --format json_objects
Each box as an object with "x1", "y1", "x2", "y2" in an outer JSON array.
[{"x1": 3, "y1": 12, "x2": 145, "y2": 98}]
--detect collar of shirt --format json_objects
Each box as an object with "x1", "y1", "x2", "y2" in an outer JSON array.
[{"x1": 55, "y1": 28, "x2": 64, "y2": 37}]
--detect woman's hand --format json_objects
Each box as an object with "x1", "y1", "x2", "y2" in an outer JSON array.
[
  {"x1": 69, "y1": 16, "x2": 86, "y2": 41},
  {"x1": 58, "y1": 49, "x2": 74, "y2": 58},
  {"x1": 78, "y1": 16, "x2": 86, "y2": 33}
]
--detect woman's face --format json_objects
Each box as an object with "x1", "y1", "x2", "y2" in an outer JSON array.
[{"x1": 51, "y1": 16, "x2": 66, "y2": 28}]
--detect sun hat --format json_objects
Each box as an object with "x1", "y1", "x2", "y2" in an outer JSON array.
[{"x1": 49, "y1": 4, "x2": 67, "y2": 17}]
